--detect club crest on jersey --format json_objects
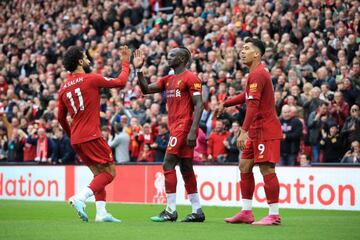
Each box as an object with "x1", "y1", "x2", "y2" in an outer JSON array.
[
  {"x1": 177, "y1": 80, "x2": 182, "y2": 86},
  {"x1": 249, "y1": 83, "x2": 257, "y2": 92},
  {"x1": 194, "y1": 83, "x2": 201, "y2": 90}
]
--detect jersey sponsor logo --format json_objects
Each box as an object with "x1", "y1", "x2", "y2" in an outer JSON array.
[
  {"x1": 249, "y1": 83, "x2": 257, "y2": 92},
  {"x1": 166, "y1": 89, "x2": 181, "y2": 98},
  {"x1": 104, "y1": 77, "x2": 114, "y2": 81},
  {"x1": 194, "y1": 83, "x2": 201, "y2": 90}
]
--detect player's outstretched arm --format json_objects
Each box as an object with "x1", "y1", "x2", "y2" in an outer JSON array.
[
  {"x1": 224, "y1": 92, "x2": 246, "y2": 107},
  {"x1": 95, "y1": 46, "x2": 131, "y2": 89},
  {"x1": 215, "y1": 92, "x2": 246, "y2": 118},
  {"x1": 134, "y1": 49, "x2": 162, "y2": 94},
  {"x1": 187, "y1": 95, "x2": 204, "y2": 147}
]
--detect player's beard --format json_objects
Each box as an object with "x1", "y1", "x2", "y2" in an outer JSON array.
[{"x1": 83, "y1": 64, "x2": 91, "y2": 73}]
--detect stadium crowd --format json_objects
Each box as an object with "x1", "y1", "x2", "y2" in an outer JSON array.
[{"x1": 0, "y1": 0, "x2": 359, "y2": 165}]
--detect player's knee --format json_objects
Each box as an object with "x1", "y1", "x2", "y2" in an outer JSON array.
[
  {"x1": 163, "y1": 155, "x2": 178, "y2": 171},
  {"x1": 259, "y1": 163, "x2": 275, "y2": 176},
  {"x1": 239, "y1": 159, "x2": 253, "y2": 173},
  {"x1": 163, "y1": 161, "x2": 175, "y2": 171},
  {"x1": 179, "y1": 164, "x2": 192, "y2": 174}
]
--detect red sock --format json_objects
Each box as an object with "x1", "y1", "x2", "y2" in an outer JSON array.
[
  {"x1": 164, "y1": 170, "x2": 177, "y2": 193},
  {"x1": 240, "y1": 172, "x2": 255, "y2": 199},
  {"x1": 95, "y1": 189, "x2": 106, "y2": 201},
  {"x1": 182, "y1": 171, "x2": 198, "y2": 194},
  {"x1": 88, "y1": 172, "x2": 114, "y2": 194},
  {"x1": 263, "y1": 173, "x2": 280, "y2": 204}
]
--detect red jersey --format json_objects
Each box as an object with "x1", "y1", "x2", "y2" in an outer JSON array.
[
  {"x1": 224, "y1": 64, "x2": 282, "y2": 140},
  {"x1": 57, "y1": 61, "x2": 130, "y2": 144},
  {"x1": 156, "y1": 70, "x2": 202, "y2": 133},
  {"x1": 245, "y1": 64, "x2": 282, "y2": 140}
]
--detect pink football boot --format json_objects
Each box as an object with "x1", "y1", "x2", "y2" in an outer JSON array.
[
  {"x1": 224, "y1": 210, "x2": 254, "y2": 224},
  {"x1": 252, "y1": 214, "x2": 281, "y2": 226}
]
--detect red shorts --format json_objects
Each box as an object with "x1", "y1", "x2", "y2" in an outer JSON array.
[
  {"x1": 166, "y1": 130, "x2": 194, "y2": 159},
  {"x1": 241, "y1": 139, "x2": 280, "y2": 164},
  {"x1": 72, "y1": 137, "x2": 114, "y2": 166}
]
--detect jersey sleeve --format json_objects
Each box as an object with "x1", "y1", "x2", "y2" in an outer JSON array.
[
  {"x1": 156, "y1": 75, "x2": 171, "y2": 91},
  {"x1": 224, "y1": 92, "x2": 245, "y2": 107},
  {"x1": 186, "y1": 73, "x2": 202, "y2": 96},
  {"x1": 57, "y1": 95, "x2": 71, "y2": 137},
  {"x1": 246, "y1": 72, "x2": 265, "y2": 101},
  {"x1": 92, "y1": 61, "x2": 130, "y2": 88}
]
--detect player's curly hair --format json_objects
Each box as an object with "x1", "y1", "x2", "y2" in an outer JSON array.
[
  {"x1": 63, "y1": 46, "x2": 84, "y2": 72},
  {"x1": 245, "y1": 38, "x2": 265, "y2": 56}
]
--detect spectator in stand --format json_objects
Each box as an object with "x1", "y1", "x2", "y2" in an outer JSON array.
[
  {"x1": 138, "y1": 143, "x2": 154, "y2": 162},
  {"x1": 299, "y1": 154, "x2": 311, "y2": 167},
  {"x1": 319, "y1": 124, "x2": 344, "y2": 163},
  {"x1": 27, "y1": 127, "x2": 55, "y2": 163},
  {"x1": 52, "y1": 128, "x2": 75, "y2": 164},
  {"x1": 223, "y1": 121, "x2": 240, "y2": 163},
  {"x1": 341, "y1": 140, "x2": 360, "y2": 164},
  {"x1": 319, "y1": 83, "x2": 334, "y2": 103},
  {"x1": 151, "y1": 123, "x2": 169, "y2": 163},
  {"x1": 207, "y1": 119, "x2": 230, "y2": 163},
  {"x1": 341, "y1": 104, "x2": 360, "y2": 148},
  {"x1": 125, "y1": 99, "x2": 147, "y2": 125},
  {"x1": 329, "y1": 91, "x2": 350, "y2": 128},
  {"x1": 303, "y1": 87, "x2": 323, "y2": 121},
  {"x1": 7, "y1": 128, "x2": 27, "y2": 162},
  {"x1": 340, "y1": 78, "x2": 358, "y2": 107},
  {"x1": 23, "y1": 124, "x2": 36, "y2": 162},
  {"x1": 279, "y1": 105, "x2": 303, "y2": 166},
  {"x1": 0, "y1": 125, "x2": 7, "y2": 161},
  {"x1": 128, "y1": 117, "x2": 141, "y2": 162},
  {"x1": 308, "y1": 102, "x2": 336, "y2": 163},
  {"x1": 108, "y1": 123, "x2": 130, "y2": 164},
  {"x1": 137, "y1": 123, "x2": 155, "y2": 160}
]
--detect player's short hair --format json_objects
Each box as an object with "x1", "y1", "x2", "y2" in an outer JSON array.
[
  {"x1": 179, "y1": 46, "x2": 191, "y2": 63},
  {"x1": 245, "y1": 38, "x2": 265, "y2": 56},
  {"x1": 63, "y1": 46, "x2": 84, "y2": 72}
]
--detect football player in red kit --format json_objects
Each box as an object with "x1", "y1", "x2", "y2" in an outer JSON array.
[
  {"x1": 218, "y1": 38, "x2": 283, "y2": 225},
  {"x1": 57, "y1": 45, "x2": 132, "y2": 222},
  {"x1": 135, "y1": 48, "x2": 205, "y2": 222}
]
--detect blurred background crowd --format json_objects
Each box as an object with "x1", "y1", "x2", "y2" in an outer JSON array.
[{"x1": 0, "y1": 0, "x2": 359, "y2": 165}]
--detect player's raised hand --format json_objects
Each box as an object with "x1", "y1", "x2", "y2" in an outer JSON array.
[
  {"x1": 133, "y1": 49, "x2": 144, "y2": 69},
  {"x1": 120, "y1": 45, "x2": 132, "y2": 62}
]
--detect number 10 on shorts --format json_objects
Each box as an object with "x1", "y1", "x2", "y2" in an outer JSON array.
[{"x1": 168, "y1": 136, "x2": 177, "y2": 147}]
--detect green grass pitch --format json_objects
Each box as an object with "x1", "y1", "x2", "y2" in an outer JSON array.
[{"x1": 1, "y1": 200, "x2": 359, "y2": 240}]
